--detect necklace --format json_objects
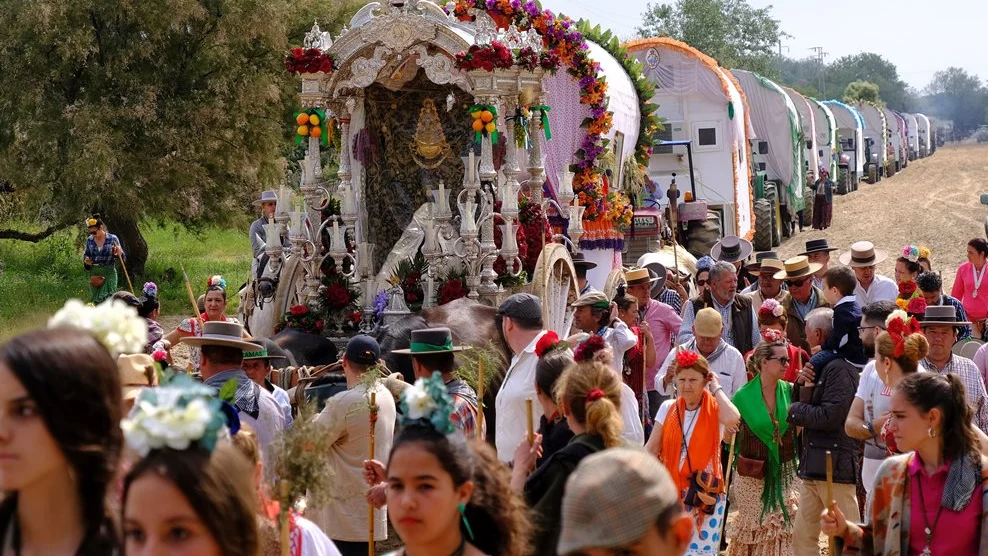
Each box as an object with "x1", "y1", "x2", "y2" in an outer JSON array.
[
  {"x1": 973, "y1": 263, "x2": 986, "y2": 299},
  {"x1": 915, "y1": 468, "x2": 946, "y2": 556},
  {"x1": 760, "y1": 383, "x2": 782, "y2": 445}
]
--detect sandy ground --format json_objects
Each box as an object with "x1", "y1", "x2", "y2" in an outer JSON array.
[{"x1": 777, "y1": 143, "x2": 988, "y2": 289}]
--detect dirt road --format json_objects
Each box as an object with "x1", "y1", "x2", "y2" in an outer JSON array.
[{"x1": 777, "y1": 143, "x2": 988, "y2": 289}]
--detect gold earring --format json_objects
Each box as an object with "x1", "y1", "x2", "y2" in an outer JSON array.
[{"x1": 928, "y1": 427, "x2": 937, "y2": 438}]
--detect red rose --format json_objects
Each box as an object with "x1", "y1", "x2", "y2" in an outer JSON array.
[
  {"x1": 907, "y1": 297, "x2": 927, "y2": 315},
  {"x1": 292, "y1": 47, "x2": 303, "y2": 57},
  {"x1": 349, "y1": 311, "x2": 363, "y2": 325},
  {"x1": 325, "y1": 284, "x2": 351, "y2": 310},
  {"x1": 898, "y1": 281, "x2": 917, "y2": 296},
  {"x1": 319, "y1": 59, "x2": 333, "y2": 73},
  {"x1": 315, "y1": 320, "x2": 325, "y2": 332},
  {"x1": 290, "y1": 304, "x2": 308, "y2": 317}
]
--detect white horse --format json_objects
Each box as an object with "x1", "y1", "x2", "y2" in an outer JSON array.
[{"x1": 239, "y1": 237, "x2": 307, "y2": 339}]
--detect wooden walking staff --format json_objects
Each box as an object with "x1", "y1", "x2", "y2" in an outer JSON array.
[
  {"x1": 368, "y1": 391, "x2": 378, "y2": 556},
  {"x1": 526, "y1": 398, "x2": 534, "y2": 444},
  {"x1": 117, "y1": 251, "x2": 135, "y2": 294},
  {"x1": 826, "y1": 450, "x2": 836, "y2": 556},
  {"x1": 279, "y1": 480, "x2": 290, "y2": 556},
  {"x1": 180, "y1": 265, "x2": 204, "y2": 329}
]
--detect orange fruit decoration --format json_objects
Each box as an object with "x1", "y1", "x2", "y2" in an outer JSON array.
[
  {"x1": 310, "y1": 126, "x2": 322, "y2": 138},
  {"x1": 472, "y1": 119, "x2": 484, "y2": 132},
  {"x1": 296, "y1": 113, "x2": 309, "y2": 126},
  {"x1": 484, "y1": 122, "x2": 496, "y2": 133},
  {"x1": 309, "y1": 114, "x2": 320, "y2": 126},
  {"x1": 297, "y1": 125, "x2": 310, "y2": 136},
  {"x1": 480, "y1": 110, "x2": 493, "y2": 123}
]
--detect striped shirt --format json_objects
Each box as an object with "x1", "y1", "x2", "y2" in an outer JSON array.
[{"x1": 920, "y1": 355, "x2": 988, "y2": 432}]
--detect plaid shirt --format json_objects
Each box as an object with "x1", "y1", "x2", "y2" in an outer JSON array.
[
  {"x1": 84, "y1": 233, "x2": 122, "y2": 266},
  {"x1": 659, "y1": 287, "x2": 682, "y2": 315},
  {"x1": 447, "y1": 379, "x2": 480, "y2": 440},
  {"x1": 921, "y1": 355, "x2": 988, "y2": 432}
]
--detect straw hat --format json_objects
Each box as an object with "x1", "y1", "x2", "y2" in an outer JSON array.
[
  {"x1": 839, "y1": 241, "x2": 888, "y2": 268},
  {"x1": 774, "y1": 256, "x2": 823, "y2": 281},
  {"x1": 625, "y1": 268, "x2": 659, "y2": 286},
  {"x1": 179, "y1": 321, "x2": 262, "y2": 351},
  {"x1": 694, "y1": 307, "x2": 723, "y2": 338},
  {"x1": 118, "y1": 353, "x2": 158, "y2": 401}
]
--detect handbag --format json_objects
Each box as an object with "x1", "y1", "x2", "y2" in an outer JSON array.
[
  {"x1": 736, "y1": 455, "x2": 766, "y2": 479},
  {"x1": 677, "y1": 406, "x2": 720, "y2": 514},
  {"x1": 89, "y1": 275, "x2": 106, "y2": 288}
]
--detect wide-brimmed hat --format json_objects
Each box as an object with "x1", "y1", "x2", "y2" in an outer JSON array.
[
  {"x1": 180, "y1": 321, "x2": 262, "y2": 351},
  {"x1": 625, "y1": 268, "x2": 659, "y2": 286},
  {"x1": 558, "y1": 448, "x2": 681, "y2": 555},
  {"x1": 571, "y1": 252, "x2": 598, "y2": 271},
  {"x1": 799, "y1": 238, "x2": 840, "y2": 256},
  {"x1": 254, "y1": 190, "x2": 278, "y2": 206},
  {"x1": 839, "y1": 241, "x2": 888, "y2": 267},
  {"x1": 710, "y1": 235, "x2": 753, "y2": 263},
  {"x1": 118, "y1": 353, "x2": 158, "y2": 401},
  {"x1": 774, "y1": 256, "x2": 823, "y2": 281},
  {"x1": 917, "y1": 305, "x2": 971, "y2": 327},
  {"x1": 243, "y1": 338, "x2": 289, "y2": 362},
  {"x1": 572, "y1": 291, "x2": 611, "y2": 309},
  {"x1": 392, "y1": 327, "x2": 469, "y2": 355}
]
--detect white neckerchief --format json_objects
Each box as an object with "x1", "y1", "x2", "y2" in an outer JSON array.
[{"x1": 973, "y1": 263, "x2": 987, "y2": 298}]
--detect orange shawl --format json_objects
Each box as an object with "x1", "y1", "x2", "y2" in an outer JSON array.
[{"x1": 659, "y1": 390, "x2": 722, "y2": 496}]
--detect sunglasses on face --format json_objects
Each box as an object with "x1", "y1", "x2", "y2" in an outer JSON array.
[
  {"x1": 788, "y1": 277, "x2": 811, "y2": 287},
  {"x1": 696, "y1": 279, "x2": 708, "y2": 286},
  {"x1": 768, "y1": 356, "x2": 791, "y2": 366}
]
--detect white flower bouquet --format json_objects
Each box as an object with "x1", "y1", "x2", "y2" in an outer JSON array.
[{"x1": 48, "y1": 298, "x2": 147, "y2": 357}]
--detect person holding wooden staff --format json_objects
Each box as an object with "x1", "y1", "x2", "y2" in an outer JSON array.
[
  {"x1": 83, "y1": 216, "x2": 124, "y2": 304},
  {"x1": 728, "y1": 339, "x2": 800, "y2": 555}
]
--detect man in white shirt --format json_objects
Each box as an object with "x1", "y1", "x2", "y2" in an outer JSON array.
[
  {"x1": 241, "y1": 339, "x2": 293, "y2": 429},
  {"x1": 494, "y1": 293, "x2": 548, "y2": 462},
  {"x1": 656, "y1": 308, "x2": 747, "y2": 398},
  {"x1": 839, "y1": 241, "x2": 897, "y2": 306}
]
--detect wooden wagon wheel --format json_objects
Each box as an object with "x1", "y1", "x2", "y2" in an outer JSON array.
[
  {"x1": 531, "y1": 243, "x2": 580, "y2": 336},
  {"x1": 603, "y1": 267, "x2": 628, "y2": 300}
]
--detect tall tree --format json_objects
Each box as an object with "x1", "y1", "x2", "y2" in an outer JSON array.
[
  {"x1": 824, "y1": 53, "x2": 911, "y2": 110},
  {"x1": 0, "y1": 0, "x2": 359, "y2": 274},
  {"x1": 843, "y1": 81, "x2": 881, "y2": 104},
  {"x1": 637, "y1": 0, "x2": 786, "y2": 77},
  {"x1": 923, "y1": 67, "x2": 987, "y2": 137}
]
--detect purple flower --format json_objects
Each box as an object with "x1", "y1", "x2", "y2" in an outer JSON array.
[
  {"x1": 562, "y1": 20, "x2": 570, "y2": 29},
  {"x1": 524, "y1": 1, "x2": 539, "y2": 16},
  {"x1": 591, "y1": 106, "x2": 607, "y2": 119},
  {"x1": 579, "y1": 75, "x2": 595, "y2": 88},
  {"x1": 486, "y1": 0, "x2": 497, "y2": 10},
  {"x1": 373, "y1": 290, "x2": 389, "y2": 319}
]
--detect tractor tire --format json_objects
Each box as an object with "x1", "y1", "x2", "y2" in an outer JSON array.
[
  {"x1": 867, "y1": 164, "x2": 878, "y2": 184},
  {"x1": 801, "y1": 184, "x2": 814, "y2": 228},
  {"x1": 765, "y1": 183, "x2": 781, "y2": 247},
  {"x1": 836, "y1": 168, "x2": 849, "y2": 195},
  {"x1": 753, "y1": 199, "x2": 772, "y2": 251},
  {"x1": 686, "y1": 211, "x2": 722, "y2": 258},
  {"x1": 887, "y1": 161, "x2": 897, "y2": 178}
]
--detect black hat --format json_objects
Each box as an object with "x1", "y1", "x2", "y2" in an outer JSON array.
[
  {"x1": 344, "y1": 335, "x2": 381, "y2": 366},
  {"x1": 572, "y1": 252, "x2": 598, "y2": 270},
  {"x1": 497, "y1": 293, "x2": 542, "y2": 321},
  {"x1": 799, "y1": 239, "x2": 840, "y2": 256},
  {"x1": 392, "y1": 327, "x2": 469, "y2": 355},
  {"x1": 243, "y1": 338, "x2": 289, "y2": 362}
]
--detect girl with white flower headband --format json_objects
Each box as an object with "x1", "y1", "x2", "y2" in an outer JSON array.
[
  {"x1": 162, "y1": 275, "x2": 244, "y2": 371},
  {"x1": 120, "y1": 375, "x2": 259, "y2": 556},
  {"x1": 0, "y1": 318, "x2": 132, "y2": 553},
  {"x1": 363, "y1": 372, "x2": 531, "y2": 556}
]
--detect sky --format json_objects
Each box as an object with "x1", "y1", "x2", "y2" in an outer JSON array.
[{"x1": 540, "y1": 0, "x2": 986, "y2": 91}]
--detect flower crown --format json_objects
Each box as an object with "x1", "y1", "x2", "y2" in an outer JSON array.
[
  {"x1": 758, "y1": 298, "x2": 785, "y2": 319},
  {"x1": 918, "y1": 246, "x2": 931, "y2": 260},
  {"x1": 902, "y1": 245, "x2": 920, "y2": 263},
  {"x1": 142, "y1": 282, "x2": 158, "y2": 298},
  {"x1": 885, "y1": 310, "x2": 921, "y2": 358},
  {"x1": 535, "y1": 331, "x2": 569, "y2": 358},
  {"x1": 573, "y1": 335, "x2": 606, "y2": 362},
  {"x1": 48, "y1": 298, "x2": 147, "y2": 358},
  {"x1": 675, "y1": 349, "x2": 700, "y2": 368},
  {"x1": 121, "y1": 374, "x2": 240, "y2": 457},
  {"x1": 206, "y1": 275, "x2": 227, "y2": 290},
  {"x1": 398, "y1": 371, "x2": 455, "y2": 436},
  {"x1": 760, "y1": 328, "x2": 788, "y2": 344}
]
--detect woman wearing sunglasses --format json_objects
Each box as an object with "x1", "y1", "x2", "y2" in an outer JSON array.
[
  {"x1": 729, "y1": 338, "x2": 800, "y2": 555},
  {"x1": 746, "y1": 300, "x2": 810, "y2": 383}
]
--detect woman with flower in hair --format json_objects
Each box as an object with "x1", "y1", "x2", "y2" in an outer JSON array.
[
  {"x1": 729, "y1": 339, "x2": 800, "y2": 556},
  {"x1": 83, "y1": 216, "x2": 124, "y2": 304},
  {"x1": 645, "y1": 350, "x2": 741, "y2": 556},
  {"x1": 137, "y1": 281, "x2": 166, "y2": 353},
  {"x1": 870, "y1": 310, "x2": 930, "y2": 458},
  {"x1": 0, "y1": 299, "x2": 146, "y2": 554},
  {"x1": 747, "y1": 299, "x2": 809, "y2": 383},
  {"x1": 895, "y1": 245, "x2": 923, "y2": 285},
  {"x1": 121, "y1": 375, "x2": 259, "y2": 555},
  {"x1": 364, "y1": 372, "x2": 531, "y2": 556},
  {"x1": 917, "y1": 245, "x2": 933, "y2": 273},
  {"x1": 513, "y1": 350, "x2": 627, "y2": 555},
  {"x1": 523, "y1": 331, "x2": 575, "y2": 466},
  {"x1": 162, "y1": 275, "x2": 245, "y2": 370}
]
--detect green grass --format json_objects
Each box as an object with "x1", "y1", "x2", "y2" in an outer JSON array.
[{"x1": 0, "y1": 220, "x2": 252, "y2": 341}]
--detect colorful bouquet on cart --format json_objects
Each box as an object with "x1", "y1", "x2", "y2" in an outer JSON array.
[
  {"x1": 514, "y1": 47, "x2": 561, "y2": 73},
  {"x1": 284, "y1": 48, "x2": 334, "y2": 74},
  {"x1": 455, "y1": 42, "x2": 513, "y2": 71},
  {"x1": 274, "y1": 304, "x2": 325, "y2": 335}
]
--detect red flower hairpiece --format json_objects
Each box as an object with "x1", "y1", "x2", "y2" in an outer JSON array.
[
  {"x1": 675, "y1": 349, "x2": 700, "y2": 368},
  {"x1": 886, "y1": 315, "x2": 921, "y2": 357},
  {"x1": 898, "y1": 280, "x2": 917, "y2": 297},
  {"x1": 586, "y1": 388, "x2": 606, "y2": 403},
  {"x1": 906, "y1": 297, "x2": 927, "y2": 316},
  {"x1": 574, "y1": 335, "x2": 606, "y2": 362},
  {"x1": 760, "y1": 328, "x2": 787, "y2": 344},
  {"x1": 535, "y1": 331, "x2": 568, "y2": 358}
]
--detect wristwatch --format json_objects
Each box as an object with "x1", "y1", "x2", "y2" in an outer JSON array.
[{"x1": 864, "y1": 421, "x2": 877, "y2": 440}]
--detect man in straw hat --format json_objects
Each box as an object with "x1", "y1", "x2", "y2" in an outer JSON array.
[
  {"x1": 740, "y1": 250, "x2": 780, "y2": 294},
  {"x1": 242, "y1": 338, "x2": 293, "y2": 429},
  {"x1": 777, "y1": 256, "x2": 830, "y2": 351},
  {"x1": 310, "y1": 335, "x2": 396, "y2": 554},
  {"x1": 917, "y1": 306, "x2": 988, "y2": 431},
  {"x1": 799, "y1": 239, "x2": 839, "y2": 290},
  {"x1": 626, "y1": 267, "x2": 682, "y2": 418},
  {"x1": 678, "y1": 261, "x2": 760, "y2": 355},
  {"x1": 711, "y1": 235, "x2": 756, "y2": 290},
  {"x1": 180, "y1": 322, "x2": 286, "y2": 468},
  {"x1": 393, "y1": 327, "x2": 480, "y2": 439},
  {"x1": 839, "y1": 241, "x2": 898, "y2": 306},
  {"x1": 557, "y1": 448, "x2": 693, "y2": 556},
  {"x1": 743, "y1": 255, "x2": 790, "y2": 309}
]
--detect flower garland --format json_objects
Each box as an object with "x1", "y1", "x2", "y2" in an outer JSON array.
[
  {"x1": 455, "y1": 42, "x2": 514, "y2": 71},
  {"x1": 447, "y1": 0, "x2": 613, "y2": 222},
  {"x1": 284, "y1": 47, "x2": 334, "y2": 75}
]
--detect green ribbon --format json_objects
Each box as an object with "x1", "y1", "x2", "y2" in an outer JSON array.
[
  {"x1": 243, "y1": 349, "x2": 269, "y2": 359},
  {"x1": 293, "y1": 108, "x2": 330, "y2": 147},
  {"x1": 532, "y1": 105, "x2": 552, "y2": 140},
  {"x1": 409, "y1": 339, "x2": 455, "y2": 353}
]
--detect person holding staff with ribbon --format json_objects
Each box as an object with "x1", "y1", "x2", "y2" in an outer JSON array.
[{"x1": 83, "y1": 216, "x2": 124, "y2": 304}]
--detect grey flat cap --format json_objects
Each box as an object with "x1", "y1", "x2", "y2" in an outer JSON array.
[{"x1": 497, "y1": 293, "x2": 542, "y2": 320}]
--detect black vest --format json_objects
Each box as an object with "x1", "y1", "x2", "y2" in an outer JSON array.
[{"x1": 691, "y1": 291, "x2": 755, "y2": 354}]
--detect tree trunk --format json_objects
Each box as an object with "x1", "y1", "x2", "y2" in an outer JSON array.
[{"x1": 103, "y1": 212, "x2": 148, "y2": 277}]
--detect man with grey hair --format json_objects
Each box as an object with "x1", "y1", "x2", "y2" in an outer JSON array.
[
  {"x1": 804, "y1": 307, "x2": 834, "y2": 353},
  {"x1": 678, "y1": 260, "x2": 760, "y2": 355}
]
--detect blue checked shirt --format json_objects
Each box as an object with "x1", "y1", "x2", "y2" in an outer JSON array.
[
  {"x1": 659, "y1": 287, "x2": 682, "y2": 315},
  {"x1": 84, "y1": 233, "x2": 123, "y2": 267}
]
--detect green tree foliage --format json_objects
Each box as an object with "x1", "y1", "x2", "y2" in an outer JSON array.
[
  {"x1": 0, "y1": 0, "x2": 360, "y2": 274},
  {"x1": 922, "y1": 67, "x2": 987, "y2": 137},
  {"x1": 824, "y1": 53, "x2": 911, "y2": 110},
  {"x1": 843, "y1": 81, "x2": 881, "y2": 104},
  {"x1": 636, "y1": 0, "x2": 785, "y2": 77}
]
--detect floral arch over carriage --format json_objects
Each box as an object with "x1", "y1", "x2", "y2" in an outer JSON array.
[{"x1": 240, "y1": 0, "x2": 660, "y2": 341}]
